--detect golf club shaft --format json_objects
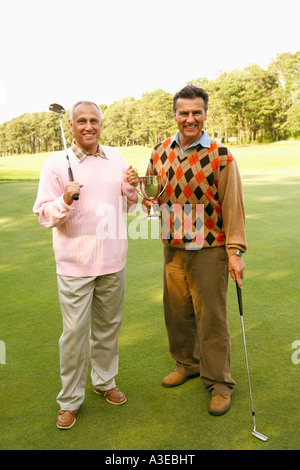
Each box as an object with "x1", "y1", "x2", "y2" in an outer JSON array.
[
  {"x1": 236, "y1": 283, "x2": 268, "y2": 441},
  {"x1": 59, "y1": 115, "x2": 79, "y2": 201},
  {"x1": 59, "y1": 115, "x2": 68, "y2": 152},
  {"x1": 236, "y1": 283, "x2": 256, "y2": 424}
]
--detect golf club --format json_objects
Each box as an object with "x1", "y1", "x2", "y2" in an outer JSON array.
[
  {"x1": 49, "y1": 103, "x2": 79, "y2": 200},
  {"x1": 236, "y1": 282, "x2": 268, "y2": 442}
]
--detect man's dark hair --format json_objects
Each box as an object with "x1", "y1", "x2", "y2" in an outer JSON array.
[{"x1": 173, "y1": 85, "x2": 209, "y2": 113}]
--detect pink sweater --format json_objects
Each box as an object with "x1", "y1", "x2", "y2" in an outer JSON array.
[{"x1": 33, "y1": 147, "x2": 138, "y2": 277}]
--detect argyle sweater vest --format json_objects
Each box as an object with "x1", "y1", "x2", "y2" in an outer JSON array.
[{"x1": 147, "y1": 137, "x2": 247, "y2": 255}]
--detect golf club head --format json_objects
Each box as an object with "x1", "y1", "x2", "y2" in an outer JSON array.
[
  {"x1": 252, "y1": 430, "x2": 268, "y2": 442},
  {"x1": 49, "y1": 103, "x2": 66, "y2": 115}
]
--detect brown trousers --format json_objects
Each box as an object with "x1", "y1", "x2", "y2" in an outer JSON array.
[{"x1": 163, "y1": 245, "x2": 236, "y2": 395}]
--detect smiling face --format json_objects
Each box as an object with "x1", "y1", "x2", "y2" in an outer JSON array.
[
  {"x1": 174, "y1": 97, "x2": 207, "y2": 149},
  {"x1": 69, "y1": 102, "x2": 102, "y2": 154}
]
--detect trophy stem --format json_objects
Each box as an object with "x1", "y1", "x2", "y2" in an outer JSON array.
[{"x1": 143, "y1": 205, "x2": 160, "y2": 220}]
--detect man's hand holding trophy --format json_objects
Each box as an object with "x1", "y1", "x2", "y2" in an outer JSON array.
[{"x1": 137, "y1": 172, "x2": 168, "y2": 220}]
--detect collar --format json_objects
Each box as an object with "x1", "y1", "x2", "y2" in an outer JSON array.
[
  {"x1": 171, "y1": 130, "x2": 211, "y2": 153},
  {"x1": 71, "y1": 140, "x2": 108, "y2": 161}
]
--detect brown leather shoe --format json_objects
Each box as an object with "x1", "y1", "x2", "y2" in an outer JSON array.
[
  {"x1": 93, "y1": 386, "x2": 127, "y2": 405},
  {"x1": 208, "y1": 394, "x2": 231, "y2": 416},
  {"x1": 162, "y1": 371, "x2": 200, "y2": 388},
  {"x1": 56, "y1": 410, "x2": 77, "y2": 429}
]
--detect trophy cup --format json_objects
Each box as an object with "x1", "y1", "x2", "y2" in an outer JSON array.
[{"x1": 138, "y1": 174, "x2": 167, "y2": 220}]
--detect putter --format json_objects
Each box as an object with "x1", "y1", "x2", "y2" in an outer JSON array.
[
  {"x1": 236, "y1": 283, "x2": 268, "y2": 442},
  {"x1": 49, "y1": 103, "x2": 79, "y2": 200}
]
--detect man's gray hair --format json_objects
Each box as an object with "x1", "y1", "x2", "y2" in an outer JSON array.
[{"x1": 69, "y1": 101, "x2": 103, "y2": 123}]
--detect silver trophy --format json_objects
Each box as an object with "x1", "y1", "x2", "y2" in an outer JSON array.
[{"x1": 138, "y1": 174, "x2": 167, "y2": 220}]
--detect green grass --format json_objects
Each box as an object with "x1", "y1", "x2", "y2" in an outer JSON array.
[
  {"x1": 0, "y1": 142, "x2": 300, "y2": 450},
  {"x1": 0, "y1": 146, "x2": 150, "y2": 181}
]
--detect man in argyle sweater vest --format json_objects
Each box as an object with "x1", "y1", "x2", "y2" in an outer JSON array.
[{"x1": 144, "y1": 85, "x2": 246, "y2": 416}]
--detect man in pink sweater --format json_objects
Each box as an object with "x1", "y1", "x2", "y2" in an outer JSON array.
[{"x1": 33, "y1": 101, "x2": 138, "y2": 429}]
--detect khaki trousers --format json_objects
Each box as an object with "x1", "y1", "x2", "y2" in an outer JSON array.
[
  {"x1": 56, "y1": 269, "x2": 125, "y2": 410},
  {"x1": 163, "y1": 246, "x2": 235, "y2": 395}
]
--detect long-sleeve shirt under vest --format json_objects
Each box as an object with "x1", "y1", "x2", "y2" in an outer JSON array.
[{"x1": 146, "y1": 135, "x2": 247, "y2": 257}]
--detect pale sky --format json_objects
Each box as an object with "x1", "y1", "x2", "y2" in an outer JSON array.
[{"x1": 0, "y1": 0, "x2": 299, "y2": 124}]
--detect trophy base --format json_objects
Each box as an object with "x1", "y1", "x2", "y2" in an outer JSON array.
[
  {"x1": 144, "y1": 207, "x2": 159, "y2": 220},
  {"x1": 143, "y1": 214, "x2": 159, "y2": 221}
]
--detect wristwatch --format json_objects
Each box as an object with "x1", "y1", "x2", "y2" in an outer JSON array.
[{"x1": 235, "y1": 250, "x2": 243, "y2": 257}]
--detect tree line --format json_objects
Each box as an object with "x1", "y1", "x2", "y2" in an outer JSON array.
[{"x1": 0, "y1": 51, "x2": 299, "y2": 156}]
